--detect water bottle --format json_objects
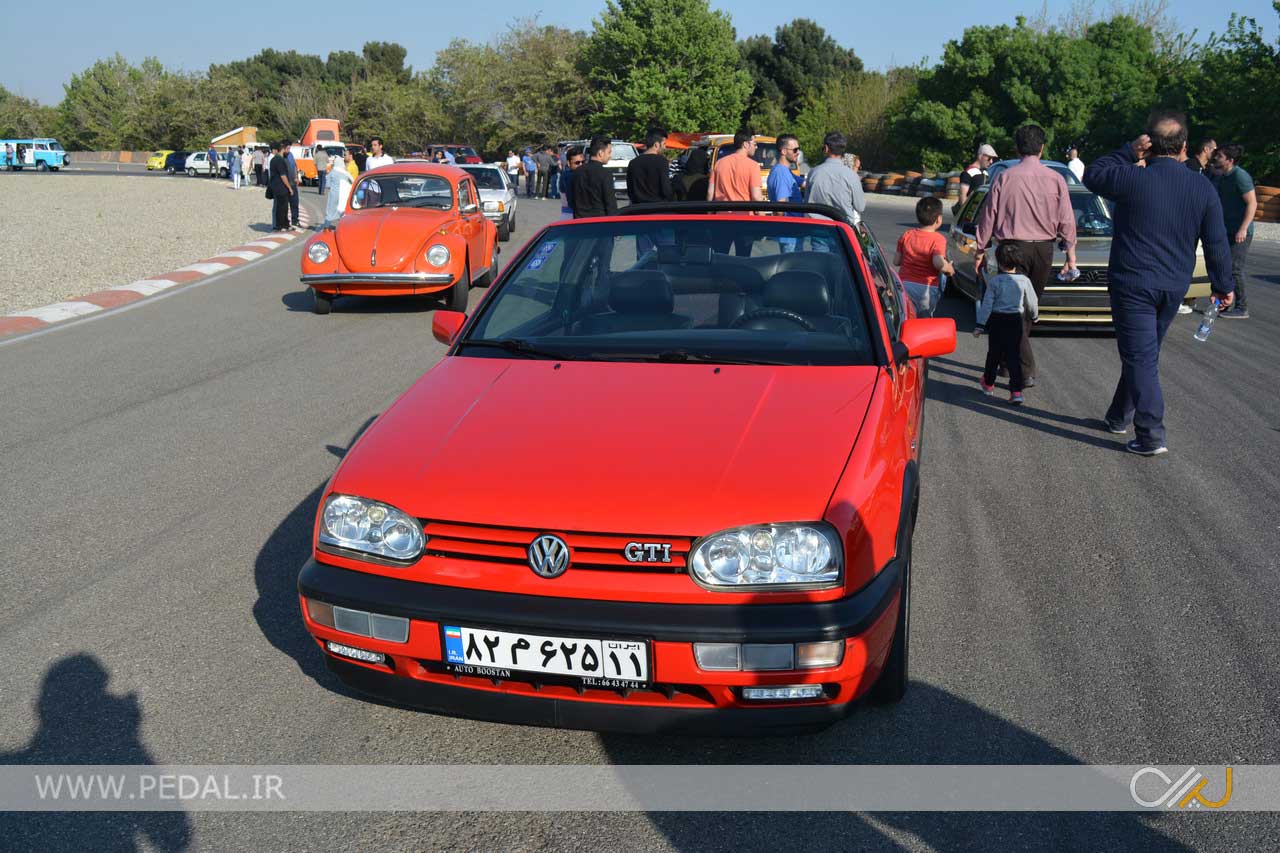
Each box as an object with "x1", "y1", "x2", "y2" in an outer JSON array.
[{"x1": 1194, "y1": 299, "x2": 1220, "y2": 342}]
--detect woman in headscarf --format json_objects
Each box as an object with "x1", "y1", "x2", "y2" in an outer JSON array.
[{"x1": 323, "y1": 149, "x2": 356, "y2": 228}]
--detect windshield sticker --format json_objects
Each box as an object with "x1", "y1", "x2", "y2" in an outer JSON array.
[{"x1": 525, "y1": 241, "x2": 557, "y2": 270}]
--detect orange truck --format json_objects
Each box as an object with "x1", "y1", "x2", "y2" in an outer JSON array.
[{"x1": 293, "y1": 119, "x2": 352, "y2": 186}]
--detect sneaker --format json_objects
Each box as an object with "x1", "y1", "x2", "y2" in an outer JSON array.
[
  {"x1": 1126, "y1": 439, "x2": 1168, "y2": 456},
  {"x1": 1102, "y1": 418, "x2": 1129, "y2": 434},
  {"x1": 979, "y1": 378, "x2": 995, "y2": 396},
  {"x1": 1023, "y1": 376, "x2": 1037, "y2": 388},
  {"x1": 1010, "y1": 391, "x2": 1024, "y2": 405},
  {"x1": 1177, "y1": 303, "x2": 1193, "y2": 314},
  {"x1": 1219, "y1": 307, "x2": 1250, "y2": 319}
]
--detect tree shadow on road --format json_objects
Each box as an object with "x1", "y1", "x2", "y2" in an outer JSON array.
[
  {"x1": 0, "y1": 654, "x2": 192, "y2": 852},
  {"x1": 597, "y1": 682, "x2": 1193, "y2": 851}
]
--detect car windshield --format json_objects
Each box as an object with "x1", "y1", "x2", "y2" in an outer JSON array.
[
  {"x1": 351, "y1": 174, "x2": 454, "y2": 210},
  {"x1": 452, "y1": 146, "x2": 478, "y2": 158},
  {"x1": 988, "y1": 159, "x2": 1080, "y2": 186},
  {"x1": 1071, "y1": 192, "x2": 1113, "y2": 236},
  {"x1": 51, "y1": 142, "x2": 64, "y2": 151},
  {"x1": 460, "y1": 167, "x2": 505, "y2": 190},
  {"x1": 610, "y1": 143, "x2": 638, "y2": 162},
  {"x1": 716, "y1": 141, "x2": 780, "y2": 169},
  {"x1": 462, "y1": 220, "x2": 876, "y2": 366}
]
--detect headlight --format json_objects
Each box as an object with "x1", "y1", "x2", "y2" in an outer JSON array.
[
  {"x1": 690, "y1": 523, "x2": 841, "y2": 589},
  {"x1": 308, "y1": 241, "x2": 331, "y2": 263},
  {"x1": 483, "y1": 200, "x2": 503, "y2": 212},
  {"x1": 318, "y1": 495, "x2": 425, "y2": 563},
  {"x1": 426, "y1": 245, "x2": 450, "y2": 267}
]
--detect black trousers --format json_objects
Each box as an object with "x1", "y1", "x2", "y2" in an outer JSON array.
[
  {"x1": 272, "y1": 193, "x2": 290, "y2": 230},
  {"x1": 289, "y1": 186, "x2": 300, "y2": 226},
  {"x1": 1230, "y1": 232, "x2": 1251, "y2": 309},
  {"x1": 983, "y1": 312, "x2": 1025, "y2": 391},
  {"x1": 254, "y1": 164, "x2": 263, "y2": 185},
  {"x1": 999, "y1": 239, "x2": 1054, "y2": 378}
]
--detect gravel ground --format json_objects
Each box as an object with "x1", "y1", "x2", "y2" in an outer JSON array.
[{"x1": 0, "y1": 175, "x2": 273, "y2": 315}]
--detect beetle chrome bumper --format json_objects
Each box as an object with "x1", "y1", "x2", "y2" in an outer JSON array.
[{"x1": 301, "y1": 273, "x2": 454, "y2": 286}]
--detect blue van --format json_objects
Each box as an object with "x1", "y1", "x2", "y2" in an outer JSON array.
[{"x1": 1, "y1": 138, "x2": 69, "y2": 171}]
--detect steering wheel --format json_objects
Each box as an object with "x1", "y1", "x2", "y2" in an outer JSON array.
[{"x1": 730, "y1": 308, "x2": 816, "y2": 331}]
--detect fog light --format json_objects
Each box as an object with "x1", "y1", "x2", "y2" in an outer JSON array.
[
  {"x1": 305, "y1": 598, "x2": 335, "y2": 628},
  {"x1": 333, "y1": 606, "x2": 371, "y2": 637},
  {"x1": 742, "y1": 644, "x2": 794, "y2": 671},
  {"x1": 694, "y1": 643, "x2": 741, "y2": 671},
  {"x1": 796, "y1": 640, "x2": 844, "y2": 669},
  {"x1": 370, "y1": 613, "x2": 410, "y2": 643},
  {"x1": 326, "y1": 641, "x2": 386, "y2": 665},
  {"x1": 741, "y1": 684, "x2": 824, "y2": 701}
]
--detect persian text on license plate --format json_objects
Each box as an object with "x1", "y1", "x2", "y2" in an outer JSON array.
[
  {"x1": 613, "y1": 180, "x2": 626, "y2": 189},
  {"x1": 443, "y1": 625, "x2": 648, "y2": 684}
]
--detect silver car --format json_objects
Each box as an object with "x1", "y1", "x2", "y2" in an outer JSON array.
[{"x1": 459, "y1": 164, "x2": 519, "y2": 242}]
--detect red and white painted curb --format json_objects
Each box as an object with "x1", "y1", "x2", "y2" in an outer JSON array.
[{"x1": 0, "y1": 205, "x2": 313, "y2": 339}]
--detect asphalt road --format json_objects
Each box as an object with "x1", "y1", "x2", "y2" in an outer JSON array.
[{"x1": 1, "y1": 194, "x2": 1277, "y2": 850}]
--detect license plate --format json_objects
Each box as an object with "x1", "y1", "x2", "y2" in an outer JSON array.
[
  {"x1": 613, "y1": 180, "x2": 626, "y2": 189},
  {"x1": 442, "y1": 625, "x2": 649, "y2": 686}
]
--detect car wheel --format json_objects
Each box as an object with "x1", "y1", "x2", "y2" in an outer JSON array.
[
  {"x1": 444, "y1": 263, "x2": 470, "y2": 312},
  {"x1": 497, "y1": 217, "x2": 510, "y2": 242},
  {"x1": 508, "y1": 214, "x2": 516, "y2": 234},
  {"x1": 870, "y1": 509, "x2": 914, "y2": 705},
  {"x1": 187, "y1": 168, "x2": 196, "y2": 177},
  {"x1": 311, "y1": 289, "x2": 332, "y2": 315},
  {"x1": 477, "y1": 251, "x2": 499, "y2": 288},
  {"x1": 37, "y1": 162, "x2": 48, "y2": 172}
]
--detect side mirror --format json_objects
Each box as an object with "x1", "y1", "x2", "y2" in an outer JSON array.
[
  {"x1": 897, "y1": 317, "x2": 956, "y2": 360},
  {"x1": 960, "y1": 222, "x2": 976, "y2": 235},
  {"x1": 462, "y1": 203, "x2": 479, "y2": 214},
  {"x1": 432, "y1": 310, "x2": 467, "y2": 345}
]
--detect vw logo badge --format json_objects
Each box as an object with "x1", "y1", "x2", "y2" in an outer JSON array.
[{"x1": 527, "y1": 534, "x2": 570, "y2": 578}]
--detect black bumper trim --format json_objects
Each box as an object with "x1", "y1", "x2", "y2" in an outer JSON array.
[
  {"x1": 326, "y1": 655, "x2": 852, "y2": 735},
  {"x1": 298, "y1": 556, "x2": 903, "y2": 644}
]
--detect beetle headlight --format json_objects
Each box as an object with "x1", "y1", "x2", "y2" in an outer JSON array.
[
  {"x1": 426, "y1": 245, "x2": 450, "y2": 267},
  {"x1": 689, "y1": 523, "x2": 841, "y2": 589},
  {"x1": 319, "y1": 494, "x2": 425, "y2": 563},
  {"x1": 308, "y1": 241, "x2": 331, "y2": 263}
]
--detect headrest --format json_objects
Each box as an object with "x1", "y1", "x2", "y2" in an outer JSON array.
[
  {"x1": 764, "y1": 271, "x2": 831, "y2": 316},
  {"x1": 609, "y1": 271, "x2": 674, "y2": 314},
  {"x1": 657, "y1": 244, "x2": 712, "y2": 265}
]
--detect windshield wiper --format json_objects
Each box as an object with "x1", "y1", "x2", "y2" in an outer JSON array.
[
  {"x1": 644, "y1": 349, "x2": 789, "y2": 366},
  {"x1": 461, "y1": 338, "x2": 577, "y2": 360}
]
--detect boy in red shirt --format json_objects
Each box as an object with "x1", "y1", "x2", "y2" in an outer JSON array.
[{"x1": 894, "y1": 197, "x2": 954, "y2": 317}]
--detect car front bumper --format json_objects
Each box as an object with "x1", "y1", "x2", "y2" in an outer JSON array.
[
  {"x1": 301, "y1": 273, "x2": 454, "y2": 286},
  {"x1": 297, "y1": 557, "x2": 903, "y2": 734}
]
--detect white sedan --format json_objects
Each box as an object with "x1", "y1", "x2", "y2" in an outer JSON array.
[
  {"x1": 184, "y1": 152, "x2": 229, "y2": 177},
  {"x1": 458, "y1": 164, "x2": 519, "y2": 242}
]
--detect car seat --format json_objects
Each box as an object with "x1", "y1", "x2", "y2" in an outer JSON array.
[{"x1": 576, "y1": 271, "x2": 693, "y2": 335}]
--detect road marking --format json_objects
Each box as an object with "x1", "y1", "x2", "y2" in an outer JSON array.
[
  {"x1": 10, "y1": 301, "x2": 104, "y2": 322},
  {"x1": 176, "y1": 262, "x2": 231, "y2": 275},
  {"x1": 110, "y1": 280, "x2": 179, "y2": 295},
  {"x1": 215, "y1": 250, "x2": 265, "y2": 261}
]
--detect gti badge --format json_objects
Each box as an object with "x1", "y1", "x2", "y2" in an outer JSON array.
[
  {"x1": 528, "y1": 534, "x2": 570, "y2": 578},
  {"x1": 624, "y1": 543, "x2": 673, "y2": 563}
]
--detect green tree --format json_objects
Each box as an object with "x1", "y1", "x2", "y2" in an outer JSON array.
[
  {"x1": 581, "y1": 0, "x2": 751, "y2": 137},
  {"x1": 57, "y1": 54, "x2": 146, "y2": 148},
  {"x1": 793, "y1": 68, "x2": 917, "y2": 170},
  {"x1": 0, "y1": 86, "x2": 59, "y2": 138},
  {"x1": 740, "y1": 20, "x2": 861, "y2": 126},
  {"x1": 362, "y1": 42, "x2": 412, "y2": 85}
]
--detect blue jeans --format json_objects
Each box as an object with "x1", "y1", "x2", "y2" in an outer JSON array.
[
  {"x1": 1105, "y1": 286, "x2": 1183, "y2": 447},
  {"x1": 903, "y1": 280, "x2": 943, "y2": 317}
]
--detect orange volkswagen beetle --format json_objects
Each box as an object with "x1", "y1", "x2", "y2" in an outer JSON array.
[{"x1": 300, "y1": 162, "x2": 500, "y2": 315}]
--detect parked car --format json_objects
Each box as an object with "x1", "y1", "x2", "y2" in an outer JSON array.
[
  {"x1": 705, "y1": 134, "x2": 789, "y2": 195},
  {"x1": 299, "y1": 161, "x2": 500, "y2": 314},
  {"x1": 296, "y1": 199, "x2": 956, "y2": 733},
  {"x1": 163, "y1": 151, "x2": 192, "y2": 173},
  {"x1": 948, "y1": 181, "x2": 1213, "y2": 323},
  {"x1": 558, "y1": 138, "x2": 638, "y2": 197},
  {"x1": 146, "y1": 150, "x2": 174, "y2": 170},
  {"x1": 986, "y1": 158, "x2": 1081, "y2": 187},
  {"x1": 421, "y1": 144, "x2": 483, "y2": 165},
  {"x1": 184, "y1": 151, "x2": 229, "y2": 177},
  {"x1": 1, "y1": 138, "x2": 69, "y2": 171},
  {"x1": 458, "y1": 164, "x2": 518, "y2": 241},
  {"x1": 293, "y1": 143, "x2": 348, "y2": 186}
]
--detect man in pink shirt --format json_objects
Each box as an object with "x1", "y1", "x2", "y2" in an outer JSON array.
[{"x1": 975, "y1": 124, "x2": 1078, "y2": 386}]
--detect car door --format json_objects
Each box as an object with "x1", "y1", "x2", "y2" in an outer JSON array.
[
  {"x1": 949, "y1": 189, "x2": 986, "y2": 299},
  {"x1": 457, "y1": 179, "x2": 485, "y2": 281},
  {"x1": 858, "y1": 224, "x2": 923, "y2": 460}
]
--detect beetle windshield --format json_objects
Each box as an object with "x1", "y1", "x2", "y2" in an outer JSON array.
[
  {"x1": 460, "y1": 167, "x2": 505, "y2": 190},
  {"x1": 351, "y1": 174, "x2": 454, "y2": 211},
  {"x1": 462, "y1": 220, "x2": 877, "y2": 366}
]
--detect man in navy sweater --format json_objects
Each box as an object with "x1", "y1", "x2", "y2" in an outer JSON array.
[{"x1": 1083, "y1": 111, "x2": 1234, "y2": 456}]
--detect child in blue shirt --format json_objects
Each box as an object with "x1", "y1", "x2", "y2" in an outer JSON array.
[{"x1": 975, "y1": 242, "x2": 1039, "y2": 404}]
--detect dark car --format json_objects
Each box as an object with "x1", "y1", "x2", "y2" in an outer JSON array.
[{"x1": 164, "y1": 151, "x2": 191, "y2": 173}]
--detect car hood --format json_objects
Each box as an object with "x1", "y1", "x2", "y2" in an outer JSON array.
[
  {"x1": 333, "y1": 357, "x2": 879, "y2": 534},
  {"x1": 335, "y1": 207, "x2": 453, "y2": 273}
]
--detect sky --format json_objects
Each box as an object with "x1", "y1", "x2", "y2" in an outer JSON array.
[{"x1": 4, "y1": 0, "x2": 1276, "y2": 104}]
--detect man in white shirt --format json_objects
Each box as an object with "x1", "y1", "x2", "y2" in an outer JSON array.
[
  {"x1": 364, "y1": 137, "x2": 394, "y2": 171},
  {"x1": 1066, "y1": 147, "x2": 1085, "y2": 181}
]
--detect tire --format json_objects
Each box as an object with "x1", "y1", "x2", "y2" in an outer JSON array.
[
  {"x1": 187, "y1": 168, "x2": 196, "y2": 177},
  {"x1": 37, "y1": 162, "x2": 48, "y2": 172},
  {"x1": 444, "y1": 262, "x2": 470, "y2": 312},
  {"x1": 508, "y1": 214, "x2": 516, "y2": 234},
  {"x1": 311, "y1": 289, "x2": 332, "y2": 315},
  {"x1": 497, "y1": 217, "x2": 511, "y2": 242},
  {"x1": 869, "y1": 557, "x2": 910, "y2": 704},
  {"x1": 476, "y1": 251, "x2": 499, "y2": 288}
]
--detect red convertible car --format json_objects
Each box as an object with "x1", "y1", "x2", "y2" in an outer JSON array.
[
  {"x1": 300, "y1": 162, "x2": 499, "y2": 314},
  {"x1": 297, "y1": 202, "x2": 956, "y2": 733}
]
